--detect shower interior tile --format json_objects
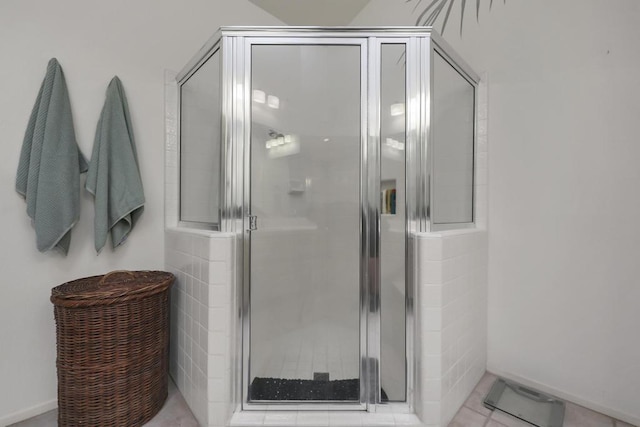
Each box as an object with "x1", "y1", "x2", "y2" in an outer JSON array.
[{"x1": 281, "y1": 370, "x2": 297, "y2": 379}]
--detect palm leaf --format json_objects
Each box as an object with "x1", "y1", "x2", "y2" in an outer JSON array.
[
  {"x1": 459, "y1": 0, "x2": 467, "y2": 35},
  {"x1": 424, "y1": 0, "x2": 447, "y2": 26},
  {"x1": 415, "y1": 0, "x2": 444, "y2": 26},
  {"x1": 440, "y1": 0, "x2": 456, "y2": 35},
  {"x1": 409, "y1": 0, "x2": 505, "y2": 36},
  {"x1": 430, "y1": 1, "x2": 450, "y2": 26},
  {"x1": 409, "y1": 0, "x2": 424, "y2": 13}
]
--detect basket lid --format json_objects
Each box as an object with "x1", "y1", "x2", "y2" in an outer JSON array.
[{"x1": 51, "y1": 270, "x2": 174, "y2": 304}]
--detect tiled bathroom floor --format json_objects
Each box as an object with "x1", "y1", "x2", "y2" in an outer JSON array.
[
  {"x1": 8, "y1": 377, "x2": 198, "y2": 427},
  {"x1": 448, "y1": 373, "x2": 636, "y2": 427},
  {"x1": 11, "y1": 372, "x2": 636, "y2": 427}
]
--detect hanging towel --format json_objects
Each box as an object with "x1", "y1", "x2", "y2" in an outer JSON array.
[
  {"x1": 16, "y1": 58, "x2": 88, "y2": 255},
  {"x1": 86, "y1": 76, "x2": 144, "y2": 253}
]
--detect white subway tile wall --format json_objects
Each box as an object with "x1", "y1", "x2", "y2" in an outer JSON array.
[
  {"x1": 416, "y1": 230, "x2": 488, "y2": 427},
  {"x1": 165, "y1": 229, "x2": 235, "y2": 427}
]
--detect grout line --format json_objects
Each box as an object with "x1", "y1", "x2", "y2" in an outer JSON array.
[{"x1": 463, "y1": 402, "x2": 492, "y2": 420}]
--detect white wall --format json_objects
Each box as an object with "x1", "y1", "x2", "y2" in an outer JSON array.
[
  {"x1": 354, "y1": 0, "x2": 640, "y2": 423},
  {"x1": 0, "y1": 1, "x2": 281, "y2": 423}
]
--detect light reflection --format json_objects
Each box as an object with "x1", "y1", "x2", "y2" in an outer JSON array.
[{"x1": 390, "y1": 102, "x2": 405, "y2": 116}]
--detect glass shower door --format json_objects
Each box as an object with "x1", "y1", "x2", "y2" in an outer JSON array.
[{"x1": 248, "y1": 43, "x2": 362, "y2": 403}]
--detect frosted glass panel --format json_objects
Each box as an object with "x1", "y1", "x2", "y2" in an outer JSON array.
[
  {"x1": 249, "y1": 44, "x2": 361, "y2": 401},
  {"x1": 380, "y1": 43, "x2": 406, "y2": 402},
  {"x1": 432, "y1": 52, "x2": 475, "y2": 224},
  {"x1": 180, "y1": 52, "x2": 221, "y2": 225}
]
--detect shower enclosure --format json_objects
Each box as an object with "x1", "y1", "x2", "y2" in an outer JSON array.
[{"x1": 176, "y1": 27, "x2": 478, "y2": 411}]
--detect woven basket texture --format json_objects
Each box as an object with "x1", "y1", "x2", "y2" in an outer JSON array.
[{"x1": 51, "y1": 270, "x2": 174, "y2": 427}]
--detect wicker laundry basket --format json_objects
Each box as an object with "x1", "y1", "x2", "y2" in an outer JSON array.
[{"x1": 51, "y1": 270, "x2": 174, "y2": 427}]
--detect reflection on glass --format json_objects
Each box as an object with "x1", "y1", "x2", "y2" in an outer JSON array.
[
  {"x1": 249, "y1": 45, "x2": 361, "y2": 401},
  {"x1": 432, "y1": 52, "x2": 475, "y2": 224},
  {"x1": 380, "y1": 44, "x2": 407, "y2": 402},
  {"x1": 180, "y1": 52, "x2": 221, "y2": 225}
]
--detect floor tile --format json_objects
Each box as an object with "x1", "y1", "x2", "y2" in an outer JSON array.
[
  {"x1": 8, "y1": 410, "x2": 57, "y2": 427},
  {"x1": 448, "y1": 406, "x2": 487, "y2": 427},
  {"x1": 8, "y1": 378, "x2": 197, "y2": 427},
  {"x1": 474, "y1": 372, "x2": 498, "y2": 397},
  {"x1": 142, "y1": 379, "x2": 198, "y2": 426},
  {"x1": 615, "y1": 421, "x2": 638, "y2": 427},
  {"x1": 485, "y1": 420, "x2": 508, "y2": 427},
  {"x1": 489, "y1": 410, "x2": 533, "y2": 427},
  {"x1": 464, "y1": 390, "x2": 493, "y2": 417},
  {"x1": 563, "y1": 402, "x2": 614, "y2": 427}
]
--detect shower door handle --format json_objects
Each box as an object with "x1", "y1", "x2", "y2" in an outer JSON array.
[{"x1": 248, "y1": 215, "x2": 258, "y2": 231}]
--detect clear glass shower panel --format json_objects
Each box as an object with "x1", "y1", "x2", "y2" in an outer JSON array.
[
  {"x1": 431, "y1": 52, "x2": 475, "y2": 225},
  {"x1": 180, "y1": 51, "x2": 221, "y2": 226},
  {"x1": 380, "y1": 43, "x2": 406, "y2": 402},
  {"x1": 249, "y1": 44, "x2": 362, "y2": 401}
]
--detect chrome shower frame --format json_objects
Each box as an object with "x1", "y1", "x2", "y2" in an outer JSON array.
[{"x1": 175, "y1": 26, "x2": 479, "y2": 413}]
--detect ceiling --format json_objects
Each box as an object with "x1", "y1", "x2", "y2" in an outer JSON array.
[{"x1": 248, "y1": 0, "x2": 371, "y2": 26}]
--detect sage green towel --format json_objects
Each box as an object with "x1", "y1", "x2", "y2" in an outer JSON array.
[
  {"x1": 86, "y1": 76, "x2": 144, "y2": 253},
  {"x1": 16, "y1": 58, "x2": 88, "y2": 255}
]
